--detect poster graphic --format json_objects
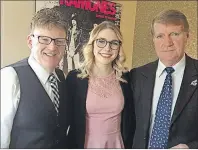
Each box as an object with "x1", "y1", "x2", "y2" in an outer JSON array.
[{"x1": 36, "y1": 0, "x2": 122, "y2": 75}]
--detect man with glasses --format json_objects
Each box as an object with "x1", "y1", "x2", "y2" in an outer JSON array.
[{"x1": 1, "y1": 7, "x2": 70, "y2": 148}]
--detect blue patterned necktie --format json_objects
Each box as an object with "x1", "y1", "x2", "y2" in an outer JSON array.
[
  {"x1": 149, "y1": 67, "x2": 175, "y2": 149},
  {"x1": 48, "y1": 74, "x2": 60, "y2": 114}
]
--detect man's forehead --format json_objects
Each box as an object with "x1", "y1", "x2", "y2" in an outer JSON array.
[
  {"x1": 153, "y1": 23, "x2": 184, "y2": 32},
  {"x1": 154, "y1": 23, "x2": 184, "y2": 28},
  {"x1": 33, "y1": 25, "x2": 64, "y2": 31},
  {"x1": 32, "y1": 26, "x2": 66, "y2": 36}
]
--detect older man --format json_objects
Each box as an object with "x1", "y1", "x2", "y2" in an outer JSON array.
[{"x1": 130, "y1": 9, "x2": 198, "y2": 149}]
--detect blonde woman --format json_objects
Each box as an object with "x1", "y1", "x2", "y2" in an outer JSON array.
[{"x1": 60, "y1": 21, "x2": 135, "y2": 148}]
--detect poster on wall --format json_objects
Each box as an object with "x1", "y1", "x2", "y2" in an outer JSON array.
[{"x1": 36, "y1": 0, "x2": 122, "y2": 75}]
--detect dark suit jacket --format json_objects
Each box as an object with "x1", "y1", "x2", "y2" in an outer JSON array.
[
  {"x1": 61, "y1": 70, "x2": 135, "y2": 149},
  {"x1": 129, "y1": 54, "x2": 198, "y2": 149}
]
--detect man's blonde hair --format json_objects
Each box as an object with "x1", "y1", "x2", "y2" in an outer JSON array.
[
  {"x1": 30, "y1": 7, "x2": 67, "y2": 34},
  {"x1": 151, "y1": 9, "x2": 189, "y2": 36}
]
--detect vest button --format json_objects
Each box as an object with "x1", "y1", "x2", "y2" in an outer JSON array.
[
  {"x1": 55, "y1": 140, "x2": 59, "y2": 144},
  {"x1": 57, "y1": 124, "x2": 60, "y2": 127}
]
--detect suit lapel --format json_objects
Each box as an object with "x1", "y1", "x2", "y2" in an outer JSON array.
[
  {"x1": 140, "y1": 61, "x2": 158, "y2": 137},
  {"x1": 77, "y1": 77, "x2": 89, "y2": 109},
  {"x1": 171, "y1": 55, "x2": 198, "y2": 125}
]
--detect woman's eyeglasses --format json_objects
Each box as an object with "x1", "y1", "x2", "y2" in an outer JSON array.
[{"x1": 95, "y1": 38, "x2": 121, "y2": 50}]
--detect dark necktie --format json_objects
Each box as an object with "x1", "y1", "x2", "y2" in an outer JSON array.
[
  {"x1": 149, "y1": 67, "x2": 175, "y2": 149},
  {"x1": 48, "y1": 74, "x2": 60, "y2": 114}
]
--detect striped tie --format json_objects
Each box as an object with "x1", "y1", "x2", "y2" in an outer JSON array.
[{"x1": 48, "y1": 74, "x2": 59, "y2": 114}]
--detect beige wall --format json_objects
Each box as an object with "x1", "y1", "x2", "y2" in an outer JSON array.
[
  {"x1": 1, "y1": 1, "x2": 35, "y2": 67},
  {"x1": 115, "y1": 1, "x2": 137, "y2": 69}
]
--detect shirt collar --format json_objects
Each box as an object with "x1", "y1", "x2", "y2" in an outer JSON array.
[
  {"x1": 28, "y1": 54, "x2": 60, "y2": 84},
  {"x1": 157, "y1": 54, "x2": 186, "y2": 77},
  {"x1": 51, "y1": 71, "x2": 60, "y2": 82}
]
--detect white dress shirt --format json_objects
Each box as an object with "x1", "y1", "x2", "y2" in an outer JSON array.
[
  {"x1": 149, "y1": 55, "x2": 186, "y2": 141},
  {"x1": 0, "y1": 55, "x2": 60, "y2": 148}
]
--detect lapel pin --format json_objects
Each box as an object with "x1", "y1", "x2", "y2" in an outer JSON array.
[{"x1": 190, "y1": 79, "x2": 197, "y2": 86}]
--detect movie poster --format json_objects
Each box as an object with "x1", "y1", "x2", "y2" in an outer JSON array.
[{"x1": 36, "y1": 0, "x2": 122, "y2": 75}]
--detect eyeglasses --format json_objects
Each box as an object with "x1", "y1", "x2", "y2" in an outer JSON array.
[
  {"x1": 95, "y1": 38, "x2": 122, "y2": 50},
  {"x1": 32, "y1": 34, "x2": 67, "y2": 46}
]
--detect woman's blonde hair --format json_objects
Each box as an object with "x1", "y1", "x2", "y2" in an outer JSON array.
[{"x1": 78, "y1": 21, "x2": 128, "y2": 82}]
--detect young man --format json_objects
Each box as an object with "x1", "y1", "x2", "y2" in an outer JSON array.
[{"x1": 1, "y1": 7, "x2": 70, "y2": 148}]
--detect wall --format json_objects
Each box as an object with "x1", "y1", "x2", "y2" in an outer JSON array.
[
  {"x1": 114, "y1": 1, "x2": 137, "y2": 69},
  {"x1": 1, "y1": 1, "x2": 35, "y2": 67}
]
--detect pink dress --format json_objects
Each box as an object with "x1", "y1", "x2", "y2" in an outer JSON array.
[{"x1": 84, "y1": 72, "x2": 125, "y2": 148}]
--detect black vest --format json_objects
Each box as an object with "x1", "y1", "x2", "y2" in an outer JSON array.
[{"x1": 9, "y1": 58, "x2": 65, "y2": 148}]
